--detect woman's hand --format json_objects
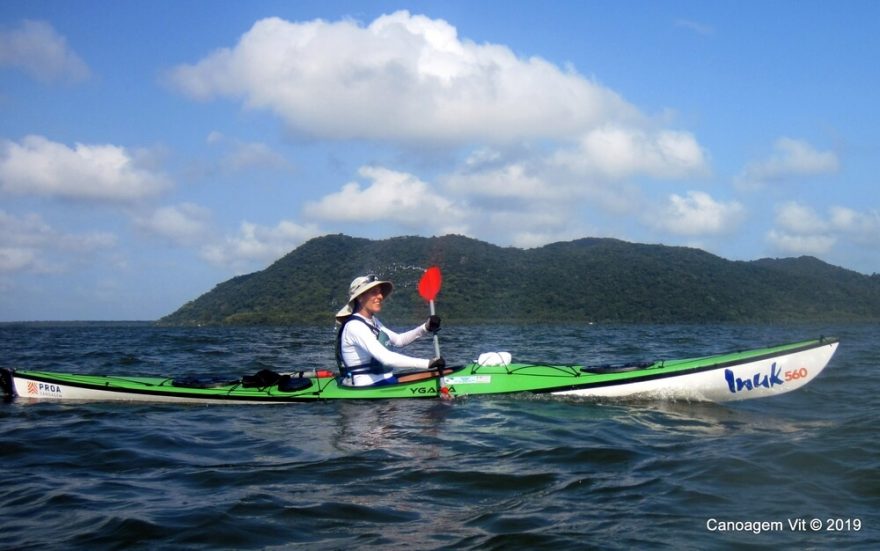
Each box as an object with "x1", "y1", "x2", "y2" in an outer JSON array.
[{"x1": 425, "y1": 315, "x2": 441, "y2": 332}]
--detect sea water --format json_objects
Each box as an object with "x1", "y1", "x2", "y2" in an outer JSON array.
[{"x1": 1, "y1": 323, "x2": 877, "y2": 549}]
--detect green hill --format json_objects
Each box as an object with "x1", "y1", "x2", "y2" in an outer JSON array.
[{"x1": 158, "y1": 234, "x2": 880, "y2": 325}]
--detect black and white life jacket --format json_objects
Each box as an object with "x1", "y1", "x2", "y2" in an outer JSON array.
[{"x1": 335, "y1": 316, "x2": 392, "y2": 378}]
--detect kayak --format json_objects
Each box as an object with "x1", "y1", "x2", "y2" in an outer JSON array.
[{"x1": 1, "y1": 337, "x2": 837, "y2": 404}]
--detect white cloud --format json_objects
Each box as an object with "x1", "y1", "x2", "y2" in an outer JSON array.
[
  {"x1": 0, "y1": 209, "x2": 116, "y2": 273},
  {"x1": 168, "y1": 11, "x2": 640, "y2": 144},
  {"x1": 553, "y1": 125, "x2": 709, "y2": 180},
  {"x1": 305, "y1": 166, "x2": 467, "y2": 233},
  {"x1": 829, "y1": 206, "x2": 880, "y2": 239},
  {"x1": 168, "y1": 11, "x2": 715, "y2": 250},
  {"x1": 0, "y1": 135, "x2": 172, "y2": 202},
  {"x1": 487, "y1": 210, "x2": 590, "y2": 249},
  {"x1": 443, "y1": 126, "x2": 707, "y2": 214},
  {"x1": 767, "y1": 201, "x2": 835, "y2": 255},
  {"x1": 445, "y1": 158, "x2": 552, "y2": 200},
  {"x1": 766, "y1": 230, "x2": 836, "y2": 256},
  {"x1": 775, "y1": 201, "x2": 828, "y2": 234},
  {"x1": 649, "y1": 191, "x2": 745, "y2": 236},
  {"x1": 0, "y1": 246, "x2": 38, "y2": 273},
  {"x1": 0, "y1": 210, "x2": 53, "y2": 247},
  {"x1": 0, "y1": 20, "x2": 90, "y2": 82},
  {"x1": 201, "y1": 219, "x2": 322, "y2": 271},
  {"x1": 767, "y1": 202, "x2": 880, "y2": 256},
  {"x1": 135, "y1": 203, "x2": 213, "y2": 246},
  {"x1": 736, "y1": 137, "x2": 838, "y2": 189}
]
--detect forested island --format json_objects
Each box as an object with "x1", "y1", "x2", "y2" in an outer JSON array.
[{"x1": 159, "y1": 234, "x2": 880, "y2": 326}]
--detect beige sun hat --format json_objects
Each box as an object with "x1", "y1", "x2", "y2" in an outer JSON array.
[{"x1": 334, "y1": 275, "x2": 394, "y2": 320}]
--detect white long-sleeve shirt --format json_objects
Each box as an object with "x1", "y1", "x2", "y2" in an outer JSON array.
[{"x1": 339, "y1": 314, "x2": 431, "y2": 371}]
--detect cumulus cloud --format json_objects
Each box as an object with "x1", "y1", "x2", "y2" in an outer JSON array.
[
  {"x1": 649, "y1": 191, "x2": 745, "y2": 236},
  {"x1": 135, "y1": 203, "x2": 213, "y2": 246},
  {"x1": 484, "y1": 207, "x2": 593, "y2": 249},
  {"x1": 552, "y1": 125, "x2": 709, "y2": 180},
  {"x1": 445, "y1": 159, "x2": 553, "y2": 200},
  {"x1": 168, "y1": 11, "x2": 640, "y2": 144},
  {"x1": 774, "y1": 201, "x2": 828, "y2": 234},
  {"x1": 767, "y1": 201, "x2": 880, "y2": 256},
  {"x1": 167, "y1": 10, "x2": 716, "y2": 250},
  {"x1": 766, "y1": 230, "x2": 836, "y2": 256},
  {"x1": 0, "y1": 246, "x2": 38, "y2": 273},
  {"x1": 0, "y1": 20, "x2": 90, "y2": 82},
  {"x1": 303, "y1": 163, "x2": 603, "y2": 249},
  {"x1": 767, "y1": 202, "x2": 833, "y2": 255},
  {"x1": 305, "y1": 165, "x2": 467, "y2": 233},
  {"x1": 201, "y1": 219, "x2": 322, "y2": 271},
  {"x1": 834, "y1": 206, "x2": 876, "y2": 235},
  {"x1": 0, "y1": 135, "x2": 172, "y2": 202},
  {"x1": 443, "y1": 126, "x2": 708, "y2": 217},
  {"x1": 0, "y1": 209, "x2": 116, "y2": 273},
  {"x1": 736, "y1": 137, "x2": 838, "y2": 189}
]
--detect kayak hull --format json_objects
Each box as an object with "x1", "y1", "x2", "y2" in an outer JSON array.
[
  {"x1": 553, "y1": 338, "x2": 837, "y2": 401},
  {"x1": 2, "y1": 337, "x2": 838, "y2": 404}
]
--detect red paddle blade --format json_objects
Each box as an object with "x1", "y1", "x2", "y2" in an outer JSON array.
[{"x1": 418, "y1": 266, "x2": 442, "y2": 301}]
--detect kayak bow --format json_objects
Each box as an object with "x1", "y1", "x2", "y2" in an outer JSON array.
[{"x1": 1, "y1": 337, "x2": 838, "y2": 404}]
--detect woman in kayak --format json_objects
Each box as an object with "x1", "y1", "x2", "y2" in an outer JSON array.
[{"x1": 335, "y1": 274, "x2": 445, "y2": 387}]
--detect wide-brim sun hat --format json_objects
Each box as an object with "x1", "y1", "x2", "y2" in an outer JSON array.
[{"x1": 335, "y1": 275, "x2": 393, "y2": 320}]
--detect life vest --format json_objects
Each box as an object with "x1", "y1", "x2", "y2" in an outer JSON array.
[{"x1": 335, "y1": 316, "x2": 393, "y2": 379}]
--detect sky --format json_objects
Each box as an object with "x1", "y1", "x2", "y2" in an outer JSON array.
[{"x1": 1, "y1": 1, "x2": 878, "y2": 321}]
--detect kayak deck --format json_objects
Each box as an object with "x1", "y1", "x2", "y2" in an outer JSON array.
[{"x1": 2, "y1": 337, "x2": 838, "y2": 403}]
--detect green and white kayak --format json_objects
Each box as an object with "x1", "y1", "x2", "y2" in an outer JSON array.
[{"x1": 1, "y1": 337, "x2": 837, "y2": 404}]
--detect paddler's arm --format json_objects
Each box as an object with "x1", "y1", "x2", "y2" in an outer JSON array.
[
  {"x1": 378, "y1": 316, "x2": 441, "y2": 347},
  {"x1": 347, "y1": 320, "x2": 432, "y2": 370}
]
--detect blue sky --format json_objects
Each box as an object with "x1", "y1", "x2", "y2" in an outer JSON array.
[{"x1": 1, "y1": 1, "x2": 878, "y2": 321}]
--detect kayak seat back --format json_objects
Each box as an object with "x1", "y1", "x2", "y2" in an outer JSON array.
[
  {"x1": 241, "y1": 369, "x2": 283, "y2": 388},
  {"x1": 240, "y1": 369, "x2": 313, "y2": 392},
  {"x1": 277, "y1": 375, "x2": 312, "y2": 393}
]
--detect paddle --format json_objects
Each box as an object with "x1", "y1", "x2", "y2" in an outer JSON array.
[
  {"x1": 418, "y1": 266, "x2": 442, "y2": 359},
  {"x1": 417, "y1": 265, "x2": 451, "y2": 397}
]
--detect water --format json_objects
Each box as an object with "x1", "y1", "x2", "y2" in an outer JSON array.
[{"x1": 1, "y1": 323, "x2": 877, "y2": 549}]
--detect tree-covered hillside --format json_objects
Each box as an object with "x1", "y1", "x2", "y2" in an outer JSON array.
[{"x1": 158, "y1": 234, "x2": 880, "y2": 325}]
